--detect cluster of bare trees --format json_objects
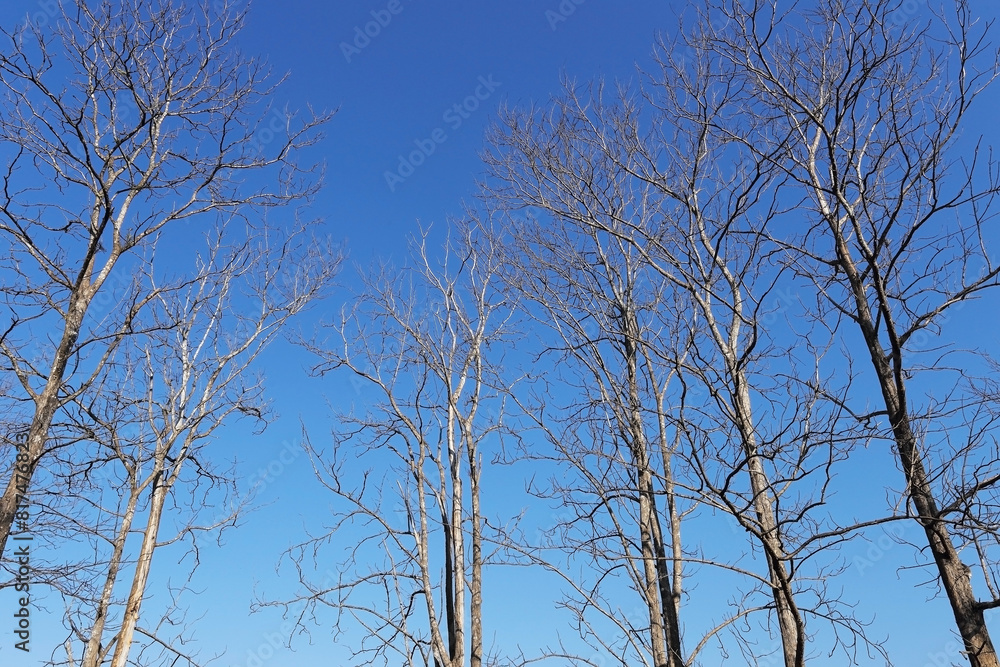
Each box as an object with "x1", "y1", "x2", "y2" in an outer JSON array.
[
  {"x1": 290, "y1": 2, "x2": 1000, "y2": 667},
  {"x1": 274, "y1": 224, "x2": 513, "y2": 667},
  {"x1": 471, "y1": 0, "x2": 999, "y2": 665},
  {"x1": 0, "y1": 0, "x2": 334, "y2": 664},
  {"x1": 3, "y1": 0, "x2": 1000, "y2": 666}
]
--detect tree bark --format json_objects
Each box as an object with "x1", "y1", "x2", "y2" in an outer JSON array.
[
  {"x1": 836, "y1": 236, "x2": 998, "y2": 667},
  {"x1": 0, "y1": 291, "x2": 91, "y2": 559},
  {"x1": 734, "y1": 375, "x2": 805, "y2": 667},
  {"x1": 624, "y1": 310, "x2": 684, "y2": 667},
  {"x1": 468, "y1": 438, "x2": 483, "y2": 667},
  {"x1": 82, "y1": 481, "x2": 143, "y2": 667},
  {"x1": 110, "y1": 471, "x2": 168, "y2": 667}
]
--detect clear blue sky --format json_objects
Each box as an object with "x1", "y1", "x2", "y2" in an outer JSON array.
[{"x1": 1, "y1": 1, "x2": 999, "y2": 666}]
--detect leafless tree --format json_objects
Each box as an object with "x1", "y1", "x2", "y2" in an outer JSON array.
[
  {"x1": 698, "y1": 0, "x2": 1000, "y2": 664},
  {"x1": 273, "y1": 223, "x2": 513, "y2": 667},
  {"x1": 48, "y1": 222, "x2": 339, "y2": 667},
  {"x1": 0, "y1": 0, "x2": 331, "y2": 560},
  {"x1": 483, "y1": 62, "x2": 881, "y2": 665},
  {"x1": 485, "y1": 207, "x2": 691, "y2": 667}
]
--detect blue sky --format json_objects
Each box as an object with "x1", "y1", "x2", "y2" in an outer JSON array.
[
  {"x1": 241, "y1": 0, "x2": 680, "y2": 254},
  {"x1": 2, "y1": 1, "x2": 1000, "y2": 666}
]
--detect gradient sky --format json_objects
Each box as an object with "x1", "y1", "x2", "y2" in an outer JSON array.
[{"x1": 2, "y1": 1, "x2": 999, "y2": 666}]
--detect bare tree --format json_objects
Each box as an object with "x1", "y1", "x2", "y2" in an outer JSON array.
[
  {"x1": 50, "y1": 222, "x2": 339, "y2": 667},
  {"x1": 0, "y1": 0, "x2": 330, "y2": 560},
  {"x1": 486, "y1": 207, "x2": 690, "y2": 667},
  {"x1": 483, "y1": 64, "x2": 880, "y2": 664},
  {"x1": 274, "y1": 223, "x2": 512, "y2": 667},
  {"x1": 698, "y1": 0, "x2": 1000, "y2": 664}
]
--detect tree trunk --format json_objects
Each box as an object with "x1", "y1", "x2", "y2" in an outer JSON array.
[
  {"x1": 734, "y1": 377, "x2": 805, "y2": 667},
  {"x1": 649, "y1": 487, "x2": 683, "y2": 667},
  {"x1": 469, "y1": 447, "x2": 483, "y2": 667},
  {"x1": 450, "y1": 468, "x2": 465, "y2": 666},
  {"x1": 624, "y1": 315, "x2": 684, "y2": 667},
  {"x1": 82, "y1": 482, "x2": 143, "y2": 667},
  {"x1": 691, "y1": 256, "x2": 804, "y2": 667},
  {"x1": 836, "y1": 237, "x2": 999, "y2": 667},
  {"x1": 110, "y1": 472, "x2": 168, "y2": 667},
  {"x1": 0, "y1": 295, "x2": 89, "y2": 560}
]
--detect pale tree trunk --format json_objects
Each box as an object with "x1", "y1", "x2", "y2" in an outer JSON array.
[
  {"x1": 465, "y1": 376, "x2": 484, "y2": 667},
  {"x1": 0, "y1": 288, "x2": 93, "y2": 559},
  {"x1": 494, "y1": 216, "x2": 692, "y2": 666},
  {"x1": 279, "y1": 225, "x2": 499, "y2": 666},
  {"x1": 703, "y1": 0, "x2": 1000, "y2": 660},
  {"x1": 81, "y1": 481, "x2": 144, "y2": 667},
  {"x1": 419, "y1": 424, "x2": 464, "y2": 667},
  {"x1": 483, "y1": 61, "x2": 817, "y2": 663},
  {"x1": 110, "y1": 471, "x2": 169, "y2": 667},
  {"x1": 734, "y1": 380, "x2": 803, "y2": 667},
  {"x1": 686, "y1": 257, "x2": 806, "y2": 665},
  {"x1": 637, "y1": 456, "x2": 670, "y2": 667},
  {"x1": 650, "y1": 479, "x2": 682, "y2": 663},
  {"x1": 692, "y1": 243, "x2": 804, "y2": 667},
  {"x1": 650, "y1": 369, "x2": 683, "y2": 655},
  {"x1": 416, "y1": 435, "x2": 450, "y2": 667},
  {"x1": 448, "y1": 404, "x2": 465, "y2": 667},
  {"x1": 468, "y1": 450, "x2": 483, "y2": 667},
  {"x1": 623, "y1": 311, "x2": 683, "y2": 667}
]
